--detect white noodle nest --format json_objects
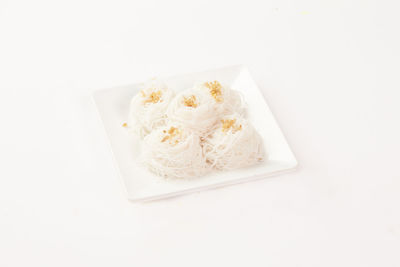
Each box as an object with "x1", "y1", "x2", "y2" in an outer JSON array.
[
  {"x1": 166, "y1": 83, "x2": 246, "y2": 135},
  {"x1": 166, "y1": 87, "x2": 219, "y2": 135},
  {"x1": 203, "y1": 114, "x2": 265, "y2": 171},
  {"x1": 140, "y1": 124, "x2": 210, "y2": 178},
  {"x1": 128, "y1": 79, "x2": 174, "y2": 138},
  {"x1": 192, "y1": 82, "x2": 246, "y2": 116}
]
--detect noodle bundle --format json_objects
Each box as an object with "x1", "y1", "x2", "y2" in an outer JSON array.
[
  {"x1": 166, "y1": 81, "x2": 245, "y2": 135},
  {"x1": 140, "y1": 124, "x2": 210, "y2": 178},
  {"x1": 193, "y1": 81, "x2": 246, "y2": 116},
  {"x1": 128, "y1": 79, "x2": 174, "y2": 138},
  {"x1": 166, "y1": 86, "x2": 219, "y2": 135},
  {"x1": 203, "y1": 114, "x2": 265, "y2": 171}
]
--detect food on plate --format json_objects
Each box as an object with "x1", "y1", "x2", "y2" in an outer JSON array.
[
  {"x1": 202, "y1": 113, "x2": 264, "y2": 170},
  {"x1": 140, "y1": 124, "x2": 210, "y2": 178},
  {"x1": 127, "y1": 79, "x2": 265, "y2": 178},
  {"x1": 127, "y1": 79, "x2": 174, "y2": 138},
  {"x1": 166, "y1": 85, "x2": 219, "y2": 135},
  {"x1": 194, "y1": 81, "x2": 245, "y2": 116}
]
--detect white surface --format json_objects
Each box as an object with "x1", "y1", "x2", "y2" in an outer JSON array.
[
  {"x1": 94, "y1": 66, "x2": 297, "y2": 201},
  {"x1": 0, "y1": 0, "x2": 399, "y2": 266}
]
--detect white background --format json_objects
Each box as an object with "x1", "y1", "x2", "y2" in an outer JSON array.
[{"x1": 1, "y1": 0, "x2": 399, "y2": 266}]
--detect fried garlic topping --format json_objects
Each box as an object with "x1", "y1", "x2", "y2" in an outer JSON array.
[
  {"x1": 204, "y1": 81, "x2": 223, "y2": 103},
  {"x1": 142, "y1": 90, "x2": 163, "y2": 104},
  {"x1": 221, "y1": 119, "x2": 242, "y2": 134},
  {"x1": 161, "y1": 126, "x2": 181, "y2": 144},
  {"x1": 183, "y1": 95, "x2": 198, "y2": 108}
]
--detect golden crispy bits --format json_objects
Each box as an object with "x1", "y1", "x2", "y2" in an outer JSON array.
[
  {"x1": 183, "y1": 95, "x2": 198, "y2": 108},
  {"x1": 204, "y1": 81, "x2": 223, "y2": 102},
  {"x1": 143, "y1": 90, "x2": 162, "y2": 104},
  {"x1": 221, "y1": 119, "x2": 242, "y2": 134},
  {"x1": 161, "y1": 126, "x2": 181, "y2": 144},
  {"x1": 122, "y1": 122, "x2": 128, "y2": 127},
  {"x1": 221, "y1": 119, "x2": 235, "y2": 132}
]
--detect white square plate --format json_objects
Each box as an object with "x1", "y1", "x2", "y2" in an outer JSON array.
[{"x1": 93, "y1": 65, "x2": 297, "y2": 202}]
